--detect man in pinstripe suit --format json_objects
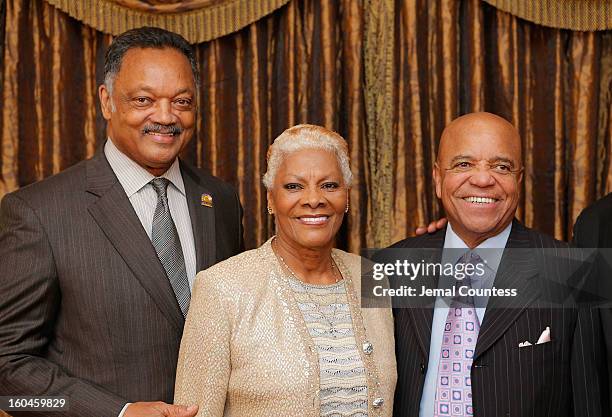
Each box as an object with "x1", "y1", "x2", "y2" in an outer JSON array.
[
  {"x1": 0, "y1": 28, "x2": 243, "y2": 417},
  {"x1": 573, "y1": 195, "x2": 612, "y2": 412},
  {"x1": 391, "y1": 112, "x2": 607, "y2": 417}
]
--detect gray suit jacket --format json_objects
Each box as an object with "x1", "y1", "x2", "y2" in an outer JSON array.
[{"x1": 0, "y1": 149, "x2": 243, "y2": 417}]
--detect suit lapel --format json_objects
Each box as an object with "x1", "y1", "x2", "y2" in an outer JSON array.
[
  {"x1": 408, "y1": 298, "x2": 436, "y2": 359},
  {"x1": 405, "y1": 231, "x2": 445, "y2": 359},
  {"x1": 180, "y1": 160, "x2": 216, "y2": 272},
  {"x1": 85, "y1": 150, "x2": 184, "y2": 331},
  {"x1": 474, "y1": 220, "x2": 540, "y2": 359}
]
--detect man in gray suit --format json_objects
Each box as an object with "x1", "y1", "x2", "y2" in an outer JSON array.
[{"x1": 0, "y1": 27, "x2": 243, "y2": 417}]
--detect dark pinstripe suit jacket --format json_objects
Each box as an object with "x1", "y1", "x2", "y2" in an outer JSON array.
[
  {"x1": 391, "y1": 220, "x2": 607, "y2": 417},
  {"x1": 573, "y1": 193, "x2": 612, "y2": 414},
  {"x1": 573, "y1": 193, "x2": 612, "y2": 249},
  {"x1": 0, "y1": 149, "x2": 243, "y2": 417}
]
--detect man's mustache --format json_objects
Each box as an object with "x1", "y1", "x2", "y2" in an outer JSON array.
[{"x1": 142, "y1": 123, "x2": 183, "y2": 135}]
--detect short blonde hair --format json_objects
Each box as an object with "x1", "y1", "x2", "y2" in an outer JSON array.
[{"x1": 262, "y1": 124, "x2": 353, "y2": 190}]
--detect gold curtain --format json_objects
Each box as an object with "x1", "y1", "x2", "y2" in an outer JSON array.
[
  {"x1": 193, "y1": 0, "x2": 367, "y2": 251},
  {"x1": 0, "y1": 0, "x2": 367, "y2": 252},
  {"x1": 483, "y1": 0, "x2": 612, "y2": 31},
  {"x1": 1, "y1": 0, "x2": 611, "y2": 256},
  {"x1": 43, "y1": 0, "x2": 292, "y2": 43},
  {"x1": 363, "y1": 0, "x2": 395, "y2": 247},
  {"x1": 392, "y1": 0, "x2": 612, "y2": 244}
]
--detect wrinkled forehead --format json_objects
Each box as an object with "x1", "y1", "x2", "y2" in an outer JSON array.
[{"x1": 438, "y1": 120, "x2": 522, "y2": 166}]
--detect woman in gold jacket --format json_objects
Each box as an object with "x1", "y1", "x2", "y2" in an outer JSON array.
[{"x1": 174, "y1": 124, "x2": 397, "y2": 417}]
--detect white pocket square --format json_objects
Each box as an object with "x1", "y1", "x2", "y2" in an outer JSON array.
[
  {"x1": 536, "y1": 326, "x2": 551, "y2": 344},
  {"x1": 518, "y1": 326, "x2": 551, "y2": 347}
]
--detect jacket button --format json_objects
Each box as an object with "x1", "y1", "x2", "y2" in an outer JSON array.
[
  {"x1": 420, "y1": 363, "x2": 426, "y2": 374},
  {"x1": 373, "y1": 397, "x2": 384, "y2": 408}
]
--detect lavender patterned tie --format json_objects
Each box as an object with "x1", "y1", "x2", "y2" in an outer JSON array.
[{"x1": 434, "y1": 252, "x2": 482, "y2": 417}]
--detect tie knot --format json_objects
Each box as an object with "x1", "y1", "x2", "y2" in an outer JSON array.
[
  {"x1": 151, "y1": 177, "x2": 170, "y2": 197},
  {"x1": 457, "y1": 250, "x2": 482, "y2": 266},
  {"x1": 455, "y1": 251, "x2": 485, "y2": 286}
]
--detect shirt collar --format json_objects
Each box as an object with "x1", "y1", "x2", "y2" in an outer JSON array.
[
  {"x1": 443, "y1": 221, "x2": 512, "y2": 273},
  {"x1": 104, "y1": 138, "x2": 186, "y2": 197}
]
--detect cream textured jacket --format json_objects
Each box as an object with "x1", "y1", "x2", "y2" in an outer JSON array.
[{"x1": 174, "y1": 238, "x2": 397, "y2": 417}]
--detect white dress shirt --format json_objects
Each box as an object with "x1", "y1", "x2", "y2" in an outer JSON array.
[
  {"x1": 419, "y1": 221, "x2": 512, "y2": 417},
  {"x1": 104, "y1": 139, "x2": 197, "y2": 288},
  {"x1": 104, "y1": 139, "x2": 197, "y2": 417}
]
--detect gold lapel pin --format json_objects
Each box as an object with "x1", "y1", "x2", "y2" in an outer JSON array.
[{"x1": 201, "y1": 193, "x2": 213, "y2": 207}]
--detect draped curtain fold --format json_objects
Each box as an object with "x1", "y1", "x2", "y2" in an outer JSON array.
[
  {"x1": 483, "y1": 0, "x2": 612, "y2": 31},
  {"x1": 0, "y1": 0, "x2": 611, "y2": 258},
  {"x1": 363, "y1": 0, "x2": 394, "y2": 247},
  {"x1": 42, "y1": 0, "x2": 292, "y2": 43}
]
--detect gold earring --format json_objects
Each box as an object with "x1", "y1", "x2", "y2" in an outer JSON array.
[
  {"x1": 267, "y1": 206, "x2": 273, "y2": 215},
  {"x1": 345, "y1": 201, "x2": 349, "y2": 213}
]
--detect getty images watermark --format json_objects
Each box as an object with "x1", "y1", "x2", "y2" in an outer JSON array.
[
  {"x1": 359, "y1": 247, "x2": 612, "y2": 309},
  {"x1": 370, "y1": 257, "x2": 516, "y2": 298}
]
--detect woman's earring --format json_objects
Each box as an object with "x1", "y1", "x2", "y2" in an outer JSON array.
[
  {"x1": 267, "y1": 205, "x2": 273, "y2": 215},
  {"x1": 345, "y1": 201, "x2": 349, "y2": 213}
]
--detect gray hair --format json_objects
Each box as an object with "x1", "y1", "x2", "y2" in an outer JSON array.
[
  {"x1": 103, "y1": 26, "x2": 200, "y2": 97},
  {"x1": 263, "y1": 124, "x2": 353, "y2": 190}
]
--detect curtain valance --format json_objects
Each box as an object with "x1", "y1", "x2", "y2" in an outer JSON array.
[
  {"x1": 43, "y1": 0, "x2": 291, "y2": 42},
  {"x1": 483, "y1": 0, "x2": 612, "y2": 31}
]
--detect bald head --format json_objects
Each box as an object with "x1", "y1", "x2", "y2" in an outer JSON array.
[
  {"x1": 438, "y1": 112, "x2": 522, "y2": 165},
  {"x1": 433, "y1": 112, "x2": 523, "y2": 248}
]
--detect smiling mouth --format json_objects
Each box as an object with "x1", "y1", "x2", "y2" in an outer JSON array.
[
  {"x1": 297, "y1": 216, "x2": 330, "y2": 225},
  {"x1": 463, "y1": 196, "x2": 499, "y2": 204},
  {"x1": 144, "y1": 131, "x2": 179, "y2": 136},
  {"x1": 142, "y1": 123, "x2": 183, "y2": 136}
]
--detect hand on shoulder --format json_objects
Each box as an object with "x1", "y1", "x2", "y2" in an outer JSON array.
[{"x1": 415, "y1": 218, "x2": 447, "y2": 235}]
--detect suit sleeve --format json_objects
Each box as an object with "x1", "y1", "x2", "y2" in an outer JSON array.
[
  {"x1": 572, "y1": 207, "x2": 612, "y2": 414},
  {"x1": 0, "y1": 193, "x2": 126, "y2": 417},
  {"x1": 572, "y1": 207, "x2": 599, "y2": 248},
  {"x1": 174, "y1": 270, "x2": 231, "y2": 417},
  {"x1": 571, "y1": 306, "x2": 608, "y2": 417}
]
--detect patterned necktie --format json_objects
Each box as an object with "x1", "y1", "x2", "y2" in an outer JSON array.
[
  {"x1": 150, "y1": 178, "x2": 191, "y2": 317},
  {"x1": 434, "y1": 252, "x2": 482, "y2": 417}
]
